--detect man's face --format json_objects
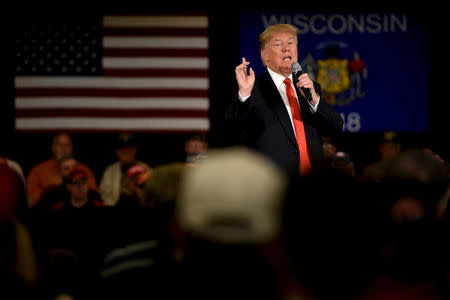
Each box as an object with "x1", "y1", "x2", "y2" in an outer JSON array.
[
  {"x1": 67, "y1": 178, "x2": 89, "y2": 206},
  {"x1": 60, "y1": 158, "x2": 77, "y2": 177},
  {"x1": 323, "y1": 142, "x2": 337, "y2": 158},
  {"x1": 185, "y1": 140, "x2": 207, "y2": 155},
  {"x1": 379, "y1": 142, "x2": 400, "y2": 160},
  {"x1": 52, "y1": 134, "x2": 73, "y2": 160},
  {"x1": 261, "y1": 30, "x2": 298, "y2": 77},
  {"x1": 116, "y1": 146, "x2": 137, "y2": 165}
]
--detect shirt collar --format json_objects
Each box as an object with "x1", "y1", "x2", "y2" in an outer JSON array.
[{"x1": 267, "y1": 67, "x2": 293, "y2": 89}]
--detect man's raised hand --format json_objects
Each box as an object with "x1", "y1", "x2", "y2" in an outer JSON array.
[{"x1": 235, "y1": 57, "x2": 255, "y2": 98}]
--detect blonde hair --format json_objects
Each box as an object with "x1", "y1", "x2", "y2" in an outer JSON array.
[{"x1": 259, "y1": 24, "x2": 300, "y2": 51}]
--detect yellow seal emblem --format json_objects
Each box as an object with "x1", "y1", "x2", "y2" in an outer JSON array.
[{"x1": 317, "y1": 58, "x2": 350, "y2": 105}]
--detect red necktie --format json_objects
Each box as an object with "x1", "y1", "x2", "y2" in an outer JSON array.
[{"x1": 283, "y1": 77, "x2": 312, "y2": 175}]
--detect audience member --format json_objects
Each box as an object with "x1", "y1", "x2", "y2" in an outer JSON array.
[
  {"x1": 141, "y1": 162, "x2": 189, "y2": 264},
  {"x1": 141, "y1": 162, "x2": 187, "y2": 209},
  {"x1": 26, "y1": 132, "x2": 97, "y2": 207},
  {"x1": 281, "y1": 168, "x2": 381, "y2": 300},
  {"x1": 366, "y1": 149, "x2": 450, "y2": 299},
  {"x1": 1, "y1": 164, "x2": 29, "y2": 224},
  {"x1": 174, "y1": 147, "x2": 287, "y2": 300},
  {"x1": 321, "y1": 136, "x2": 338, "y2": 161},
  {"x1": 184, "y1": 133, "x2": 208, "y2": 164},
  {"x1": 97, "y1": 162, "x2": 189, "y2": 300},
  {"x1": 99, "y1": 133, "x2": 151, "y2": 206},
  {"x1": 363, "y1": 131, "x2": 402, "y2": 182},
  {"x1": 330, "y1": 150, "x2": 356, "y2": 177},
  {"x1": 51, "y1": 167, "x2": 103, "y2": 211},
  {"x1": 380, "y1": 149, "x2": 448, "y2": 223},
  {"x1": 32, "y1": 168, "x2": 105, "y2": 299},
  {"x1": 0, "y1": 164, "x2": 47, "y2": 299},
  {"x1": 0, "y1": 156, "x2": 26, "y2": 186},
  {"x1": 0, "y1": 218, "x2": 43, "y2": 299},
  {"x1": 36, "y1": 155, "x2": 91, "y2": 213}
]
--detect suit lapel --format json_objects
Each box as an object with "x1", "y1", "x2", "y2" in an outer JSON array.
[{"x1": 260, "y1": 72, "x2": 298, "y2": 148}]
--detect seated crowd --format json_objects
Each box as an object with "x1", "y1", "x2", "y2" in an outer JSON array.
[{"x1": 0, "y1": 131, "x2": 449, "y2": 300}]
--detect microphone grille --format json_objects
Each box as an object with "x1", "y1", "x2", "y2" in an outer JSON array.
[{"x1": 292, "y1": 62, "x2": 302, "y2": 72}]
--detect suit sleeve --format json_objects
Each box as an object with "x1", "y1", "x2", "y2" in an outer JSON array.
[
  {"x1": 310, "y1": 82, "x2": 343, "y2": 136},
  {"x1": 224, "y1": 94, "x2": 250, "y2": 122},
  {"x1": 314, "y1": 100, "x2": 343, "y2": 136},
  {"x1": 221, "y1": 94, "x2": 251, "y2": 146}
]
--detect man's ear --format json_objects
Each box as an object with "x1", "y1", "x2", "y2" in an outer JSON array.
[{"x1": 260, "y1": 48, "x2": 268, "y2": 65}]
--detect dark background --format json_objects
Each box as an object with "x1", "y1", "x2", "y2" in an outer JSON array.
[{"x1": 1, "y1": 6, "x2": 448, "y2": 181}]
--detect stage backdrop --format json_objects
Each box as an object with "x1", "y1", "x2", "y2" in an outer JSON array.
[
  {"x1": 240, "y1": 11, "x2": 430, "y2": 132},
  {"x1": 14, "y1": 14, "x2": 209, "y2": 132}
]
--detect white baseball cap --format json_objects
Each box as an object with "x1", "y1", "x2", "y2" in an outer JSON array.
[{"x1": 177, "y1": 147, "x2": 287, "y2": 244}]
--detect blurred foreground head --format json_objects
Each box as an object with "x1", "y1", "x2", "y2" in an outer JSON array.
[
  {"x1": 0, "y1": 164, "x2": 27, "y2": 224},
  {"x1": 378, "y1": 150, "x2": 450, "y2": 283},
  {"x1": 141, "y1": 162, "x2": 187, "y2": 210},
  {"x1": 380, "y1": 149, "x2": 449, "y2": 222},
  {"x1": 282, "y1": 167, "x2": 380, "y2": 298},
  {"x1": 0, "y1": 164, "x2": 39, "y2": 297},
  {"x1": 177, "y1": 147, "x2": 287, "y2": 244}
]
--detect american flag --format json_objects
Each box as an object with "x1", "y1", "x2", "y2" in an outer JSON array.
[{"x1": 14, "y1": 14, "x2": 209, "y2": 132}]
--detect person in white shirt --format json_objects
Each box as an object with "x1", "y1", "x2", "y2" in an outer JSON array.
[{"x1": 99, "y1": 134, "x2": 151, "y2": 206}]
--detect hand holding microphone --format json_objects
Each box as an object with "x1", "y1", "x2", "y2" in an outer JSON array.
[{"x1": 292, "y1": 62, "x2": 314, "y2": 103}]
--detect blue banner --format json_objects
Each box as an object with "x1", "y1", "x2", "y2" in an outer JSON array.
[{"x1": 240, "y1": 11, "x2": 430, "y2": 132}]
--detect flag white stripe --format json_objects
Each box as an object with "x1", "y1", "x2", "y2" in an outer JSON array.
[
  {"x1": 104, "y1": 16, "x2": 208, "y2": 28},
  {"x1": 103, "y1": 57, "x2": 208, "y2": 69},
  {"x1": 16, "y1": 118, "x2": 209, "y2": 130},
  {"x1": 16, "y1": 98, "x2": 209, "y2": 109},
  {"x1": 15, "y1": 77, "x2": 208, "y2": 89},
  {"x1": 103, "y1": 37, "x2": 208, "y2": 49}
]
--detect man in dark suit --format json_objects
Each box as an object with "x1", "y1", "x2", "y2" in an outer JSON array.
[{"x1": 225, "y1": 24, "x2": 343, "y2": 176}]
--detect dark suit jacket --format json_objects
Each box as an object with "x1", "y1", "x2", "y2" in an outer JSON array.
[{"x1": 225, "y1": 70, "x2": 343, "y2": 175}]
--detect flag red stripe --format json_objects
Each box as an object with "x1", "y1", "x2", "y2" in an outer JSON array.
[
  {"x1": 16, "y1": 88, "x2": 208, "y2": 97},
  {"x1": 103, "y1": 48, "x2": 208, "y2": 57},
  {"x1": 16, "y1": 108, "x2": 208, "y2": 118},
  {"x1": 104, "y1": 27, "x2": 207, "y2": 37},
  {"x1": 103, "y1": 68, "x2": 208, "y2": 77}
]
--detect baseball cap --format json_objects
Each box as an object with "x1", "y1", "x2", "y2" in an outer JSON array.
[
  {"x1": 177, "y1": 147, "x2": 287, "y2": 244},
  {"x1": 114, "y1": 133, "x2": 137, "y2": 149},
  {"x1": 66, "y1": 167, "x2": 88, "y2": 183}
]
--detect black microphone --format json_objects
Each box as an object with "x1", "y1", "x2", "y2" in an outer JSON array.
[{"x1": 292, "y1": 62, "x2": 312, "y2": 102}]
